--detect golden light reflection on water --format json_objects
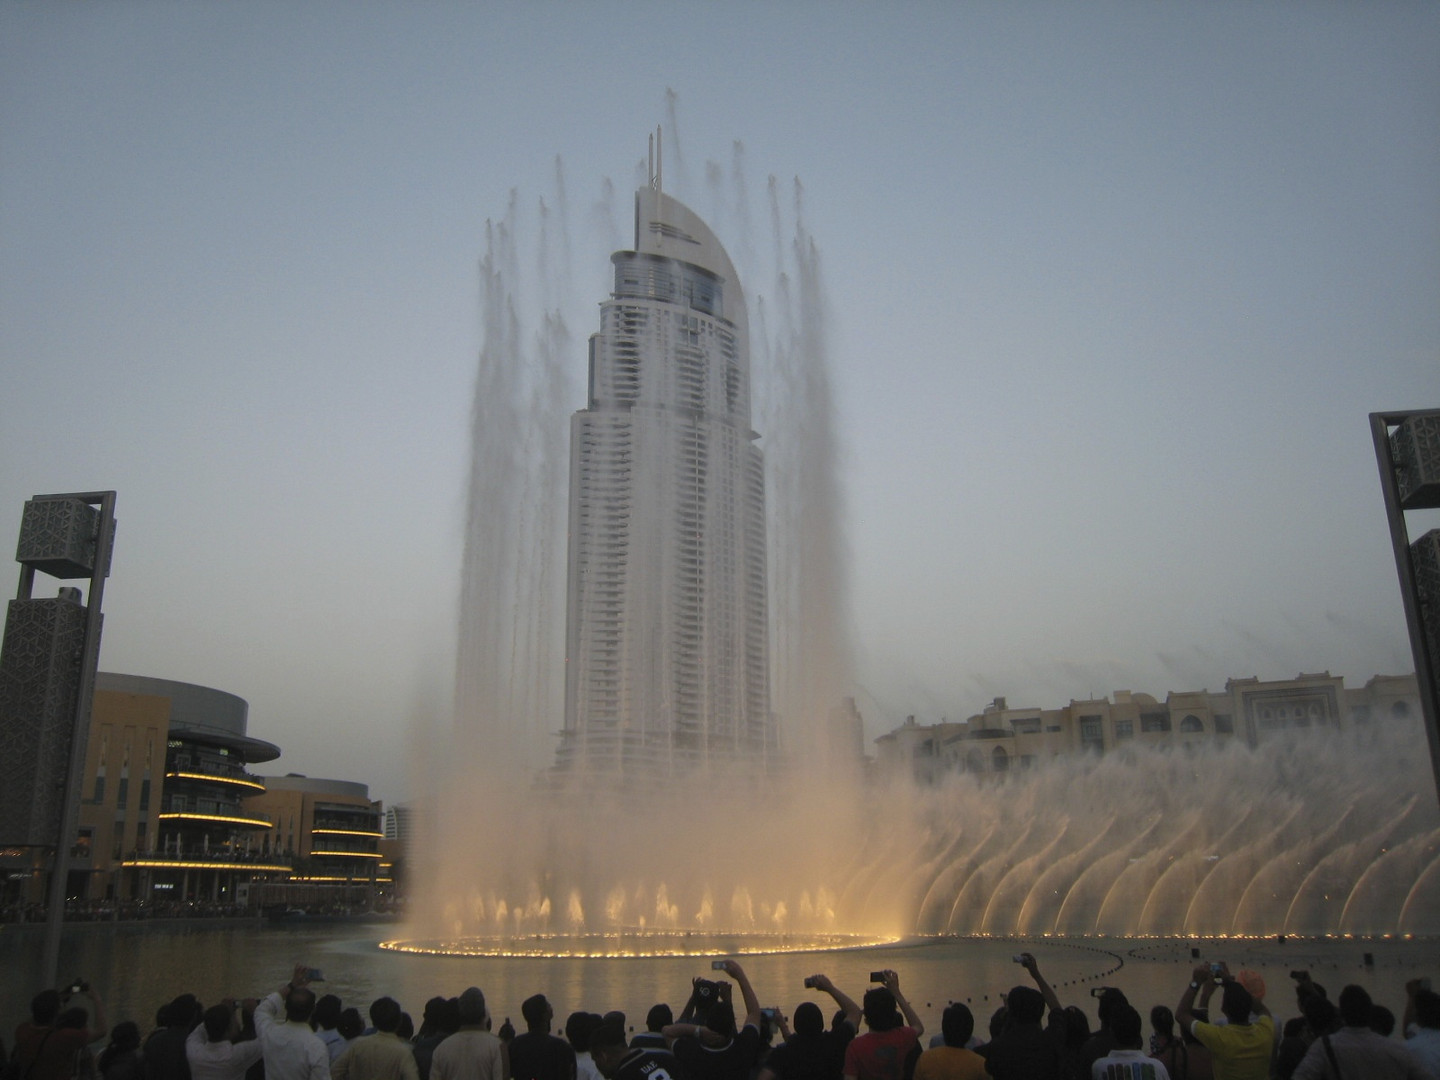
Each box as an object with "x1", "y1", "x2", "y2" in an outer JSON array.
[{"x1": 378, "y1": 930, "x2": 900, "y2": 959}]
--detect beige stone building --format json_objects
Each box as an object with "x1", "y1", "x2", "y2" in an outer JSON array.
[{"x1": 875, "y1": 671, "x2": 1422, "y2": 782}]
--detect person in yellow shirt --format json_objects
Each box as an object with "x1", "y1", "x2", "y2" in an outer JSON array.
[
  {"x1": 912, "y1": 1005, "x2": 985, "y2": 1080},
  {"x1": 1175, "y1": 963, "x2": 1273, "y2": 1080}
]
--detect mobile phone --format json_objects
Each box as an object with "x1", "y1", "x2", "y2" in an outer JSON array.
[
  {"x1": 1012, "y1": 954, "x2": 1027, "y2": 964},
  {"x1": 869, "y1": 971, "x2": 886, "y2": 983},
  {"x1": 803, "y1": 977, "x2": 818, "y2": 989},
  {"x1": 1290, "y1": 970, "x2": 1309, "y2": 981},
  {"x1": 1089, "y1": 987, "x2": 1110, "y2": 999},
  {"x1": 1209, "y1": 963, "x2": 1222, "y2": 974},
  {"x1": 760, "y1": 1008, "x2": 780, "y2": 1021},
  {"x1": 711, "y1": 960, "x2": 727, "y2": 971},
  {"x1": 305, "y1": 968, "x2": 325, "y2": 982}
]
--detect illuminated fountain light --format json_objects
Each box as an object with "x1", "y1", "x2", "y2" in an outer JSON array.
[{"x1": 378, "y1": 929, "x2": 900, "y2": 959}]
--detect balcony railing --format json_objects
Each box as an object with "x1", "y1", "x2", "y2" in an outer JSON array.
[
  {"x1": 165, "y1": 768, "x2": 267, "y2": 793},
  {"x1": 120, "y1": 850, "x2": 292, "y2": 872},
  {"x1": 158, "y1": 810, "x2": 274, "y2": 829}
]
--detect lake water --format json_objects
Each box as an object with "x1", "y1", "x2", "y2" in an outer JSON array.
[{"x1": 3, "y1": 921, "x2": 1434, "y2": 1041}]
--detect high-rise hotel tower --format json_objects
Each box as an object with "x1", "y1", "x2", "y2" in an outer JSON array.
[{"x1": 557, "y1": 173, "x2": 773, "y2": 774}]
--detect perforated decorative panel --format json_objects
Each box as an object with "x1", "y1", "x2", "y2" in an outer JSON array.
[
  {"x1": 1391, "y1": 414, "x2": 1440, "y2": 510},
  {"x1": 15, "y1": 498, "x2": 100, "y2": 579},
  {"x1": 1413, "y1": 530, "x2": 1440, "y2": 663},
  {"x1": 0, "y1": 596, "x2": 89, "y2": 845}
]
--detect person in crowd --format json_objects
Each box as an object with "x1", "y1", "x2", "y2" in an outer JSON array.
[
  {"x1": 254, "y1": 966, "x2": 332, "y2": 1080},
  {"x1": 841, "y1": 971, "x2": 922, "y2": 1080},
  {"x1": 430, "y1": 988, "x2": 506, "y2": 1080},
  {"x1": 1088, "y1": 1005, "x2": 1168, "y2": 1080},
  {"x1": 1292, "y1": 985, "x2": 1429, "y2": 1080},
  {"x1": 976, "y1": 986, "x2": 1063, "y2": 1080},
  {"x1": 759, "y1": 974, "x2": 861, "y2": 1080},
  {"x1": 1404, "y1": 983, "x2": 1440, "y2": 1078},
  {"x1": 1077, "y1": 990, "x2": 1128, "y2": 1078},
  {"x1": 667, "y1": 961, "x2": 765, "y2": 1080},
  {"x1": 332, "y1": 997, "x2": 418, "y2": 1080},
  {"x1": 98, "y1": 1022, "x2": 144, "y2": 1080},
  {"x1": 414, "y1": 1000, "x2": 461, "y2": 1080},
  {"x1": 147, "y1": 997, "x2": 201, "y2": 1080},
  {"x1": 630, "y1": 1007, "x2": 672, "y2": 1051},
  {"x1": 565, "y1": 1014, "x2": 604, "y2": 1080},
  {"x1": 911, "y1": 1005, "x2": 984, "y2": 1080},
  {"x1": 186, "y1": 1003, "x2": 264, "y2": 1080},
  {"x1": 587, "y1": 1022, "x2": 681, "y2": 1080},
  {"x1": 338, "y1": 1013, "x2": 367, "y2": 1051},
  {"x1": 11, "y1": 985, "x2": 109, "y2": 1080},
  {"x1": 313, "y1": 997, "x2": 347, "y2": 1064},
  {"x1": 1147, "y1": 1007, "x2": 1188, "y2": 1080},
  {"x1": 396, "y1": 1016, "x2": 414, "y2": 1043},
  {"x1": 508, "y1": 996, "x2": 575, "y2": 1080},
  {"x1": 1175, "y1": 963, "x2": 1271, "y2": 1080}
]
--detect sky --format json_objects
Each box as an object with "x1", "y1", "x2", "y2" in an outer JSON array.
[{"x1": 2, "y1": 2, "x2": 1437, "y2": 808}]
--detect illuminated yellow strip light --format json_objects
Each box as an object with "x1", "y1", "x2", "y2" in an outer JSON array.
[
  {"x1": 122, "y1": 859, "x2": 291, "y2": 871},
  {"x1": 158, "y1": 812, "x2": 273, "y2": 828},
  {"x1": 165, "y1": 771, "x2": 266, "y2": 791},
  {"x1": 287, "y1": 875, "x2": 392, "y2": 883},
  {"x1": 310, "y1": 850, "x2": 384, "y2": 859},
  {"x1": 311, "y1": 829, "x2": 385, "y2": 838}
]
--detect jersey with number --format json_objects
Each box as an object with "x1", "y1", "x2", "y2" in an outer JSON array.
[{"x1": 614, "y1": 1048, "x2": 684, "y2": 1080}]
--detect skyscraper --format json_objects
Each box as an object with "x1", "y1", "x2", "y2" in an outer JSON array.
[{"x1": 557, "y1": 171, "x2": 773, "y2": 775}]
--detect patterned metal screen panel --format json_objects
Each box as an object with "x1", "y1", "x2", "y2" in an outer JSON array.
[
  {"x1": 15, "y1": 498, "x2": 100, "y2": 579},
  {"x1": 1413, "y1": 529, "x2": 1440, "y2": 665},
  {"x1": 1391, "y1": 414, "x2": 1440, "y2": 510},
  {"x1": 0, "y1": 597, "x2": 89, "y2": 845}
]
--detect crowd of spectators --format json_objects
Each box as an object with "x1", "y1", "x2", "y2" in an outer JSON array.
[{"x1": 6, "y1": 955, "x2": 1439, "y2": 1080}]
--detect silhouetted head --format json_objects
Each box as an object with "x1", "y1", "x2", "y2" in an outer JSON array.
[
  {"x1": 313, "y1": 995, "x2": 342, "y2": 1032},
  {"x1": 587, "y1": 1023, "x2": 628, "y2": 1079},
  {"x1": 107, "y1": 1022, "x2": 141, "y2": 1053},
  {"x1": 1338, "y1": 985, "x2": 1372, "y2": 1028},
  {"x1": 338, "y1": 1008, "x2": 365, "y2": 1040},
  {"x1": 1096, "y1": 988, "x2": 1128, "y2": 1029},
  {"x1": 565, "y1": 1011, "x2": 598, "y2": 1051},
  {"x1": 286, "y1": 987, "x2": 317, "y2": 1024},
  {"x1": 793, "y1": 1002, "x2": 823, "y2": 1037},
  {"x1": 1004, "y1": 986, "x2": 1045, "y2": 1027},
  {"x1": 988, "y1": 1005, "x2": 1008, "y2": 1040},
  {"x1": 171, "y1": 995, "x2": 203, "y2": 1029},
  {"x1": 370, "y1": 997, "x2": 402, "y2": 1034},
  {"x1": 458, "y1": 989, "x2": 488, "y2": 1028},
  {"x1": 522, "y1": 995, "x2": 551, "y2": 1031},
  {"x1": 203, "y1": 1005, "x2": 234, "y2": 1042},
  {"x1": 31, "y1": 990, "x2": 62, "y2": 1026},
  {"x1": 645, "y1": 1004, "x2": 672, "y2": 1033},
  {"x1": 1062, "y1": 1006, "x2": 1090, "y2": 1048},
  {"x1": 940, "y1": 1004, "x2": 973, "y2": 1048},
  {"x1": 1220, "y1": 982, "x2": 1253, "y2": 1026},
  {"x1": 1150, "y1": 1005, "x2": 1174, "y2": 1040},
  {"x1": 862, "y1": 987, "x2": 900, "y2": 1031},
  {"x1": 1302, "y1": 995, "x2": 1339, "y2": 1037},
  {"x1": 1111, "y1": 1005, "x2": 1142, "y2": 1050}
]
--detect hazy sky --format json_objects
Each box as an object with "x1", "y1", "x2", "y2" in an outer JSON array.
[{"x1": 2, "y1": 2, "x2": 1437, "y2": 807}]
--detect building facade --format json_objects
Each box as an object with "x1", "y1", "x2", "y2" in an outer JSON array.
[
  {"x1": 556, "y1": 178, "x2": 772, "y2": 775},
  {"x1": 243, "y1": 774, "x2": 389, "y2": 909},
  {"x1": 876, "y1": 672, "x2": 1423, "y2": 782}
]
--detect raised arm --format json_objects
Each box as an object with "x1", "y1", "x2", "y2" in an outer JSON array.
[
  {"x1": 722, "y1": 960, "x2": 762, "y2": 1029},
  {"x1": 1019, "y1": 954, "x2": 1061, "y2": 1015},
  {"x1": 883, "y1": 971, "x2": 923, "y2": 1039},
  {"x1": 1176, "y1": 964, "x2": 1211, "y2": 1032},
  {"x1": 809, "y1": 975, "x2": 862, "y2": 1031}
]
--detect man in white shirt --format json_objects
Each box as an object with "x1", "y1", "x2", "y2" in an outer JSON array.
[
  {"x1": 432, "y1": 988, "x2": 506, "y2": 1080},
  {"x1": 1090, "y1": 1005, "x2": 1170, "y2": 1080},
  {"x1": 254, "y1": 965, "x2": 333, "y2": 1080},
  {"x1": 187, "y1": 1003, "x2": 266, "y2": 1080}
]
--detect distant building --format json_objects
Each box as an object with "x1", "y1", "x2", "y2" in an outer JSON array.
[
  {"x1": 4, "y1": 672, "x2": 289, "y2": 908},
  {"x1": 556, "y1": 174, "x2": 772, "y2": 775},
  {"x1": 875, "y1": 672, "x2": 1422, "y2": 782},
  {"x1": 243, "y1": 774, "x2": 389, "y2": 908}
]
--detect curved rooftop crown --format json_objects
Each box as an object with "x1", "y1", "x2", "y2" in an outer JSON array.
[{"x1": 633, "y1": 186, "x2": 747, "y2": 335}]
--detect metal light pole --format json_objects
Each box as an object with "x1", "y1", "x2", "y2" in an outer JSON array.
[
  {"x1": 0, "y1": 491, "x2": 116, "y2": 986},
  {"x1": 1370, "y1": 412, "x2": 1440, "y2": 808}
]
